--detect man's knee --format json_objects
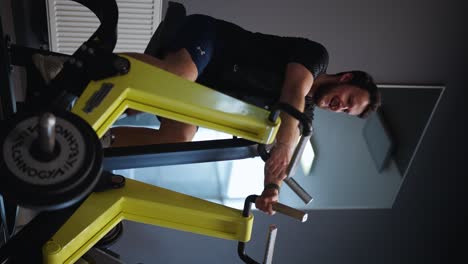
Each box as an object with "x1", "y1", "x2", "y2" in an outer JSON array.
[
  {"x1": 120, "y1": 51, "x2": 197, "y2": 81},
  {"x1": 172, "y1": 126, "x2": 196, "y2": 142},
  {"x1": 163, "y1": 49, "x2": 198, "y2": 81},
  {"x1": 159, "y1": 118, "x2": 197, "y2": 142}
]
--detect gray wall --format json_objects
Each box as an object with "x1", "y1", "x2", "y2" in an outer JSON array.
[
  {"x1": 281, "y1": 87, "x2": 443, "y2": 210},
  {"x1": 282, "y1": 106, "x2": 402, "y2": 209},
  {"x1": 109, "y1": 0, "x2": 466, "y2": 263}
]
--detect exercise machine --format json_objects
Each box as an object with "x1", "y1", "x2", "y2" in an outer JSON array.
[{"x1": 0, "y1": 1, "x2": 313, "y2": 263}]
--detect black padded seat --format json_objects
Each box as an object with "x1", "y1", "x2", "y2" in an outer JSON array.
[{"x1": 144, "y1": 1, "x2": 187, "y2": 59}]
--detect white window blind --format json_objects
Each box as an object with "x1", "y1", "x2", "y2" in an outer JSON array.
[{"x1": 46, "y1": 0, "x2": 162, "y2": 54}]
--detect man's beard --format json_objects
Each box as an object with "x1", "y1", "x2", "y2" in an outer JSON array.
[{"x1": 310, "y1": 83, "x2": 339, "y2": 105}]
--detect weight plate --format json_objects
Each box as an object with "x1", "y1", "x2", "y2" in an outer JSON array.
[
  {"x1": 0, "y1": 110, "x2": 103, "y2": 210},
  {"x1": 2, "y1": 115, "x2": 86, "y2": 186}
]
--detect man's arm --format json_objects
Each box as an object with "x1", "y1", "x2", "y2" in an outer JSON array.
[{"x1": 255, "y1": 62, "x2": 314, "y2": 214}]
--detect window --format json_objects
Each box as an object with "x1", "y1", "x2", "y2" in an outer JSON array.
[{"x1": 46, "y1": 0, "x2": 162, "y2": 54}]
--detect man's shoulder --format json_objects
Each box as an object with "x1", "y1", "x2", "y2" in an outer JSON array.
[{"x1": 285, "y1": 38, "x2": 329, "y2": 79}]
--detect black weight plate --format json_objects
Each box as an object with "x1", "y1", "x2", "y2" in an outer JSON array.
[{"x1": 0, "y1": 110, "x2": 103, "y2": 210}]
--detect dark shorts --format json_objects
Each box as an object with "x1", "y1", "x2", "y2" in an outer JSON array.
[
  {"x1": 152, "y1": 15, "x2": 220, "y2": 125},
  {"x1": 164, "y1": 14, "x2": 219, "y2": 76},
  {"x1": 160, "y1": 15, "x2": 274, "y2": 107}
]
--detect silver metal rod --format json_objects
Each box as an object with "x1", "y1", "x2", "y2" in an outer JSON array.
[
  {"x1": 283, "y1": 134, "x2": 314, "y2": 204},
  {"x1": 284, "y1": 177, "x2": 313, "y2": 204},
  {"x1": 272, "y1": 202, "x2": 308, "y2": 222},
  {"x1": 263, "y1": 225, "x2": 278, "y2": 264},
  {"x1": 285, "y1": 134, "x2": 311, "y2": 177},
  {"x1": 38, "y1": 112, "x2": 56, "y2": 155}
]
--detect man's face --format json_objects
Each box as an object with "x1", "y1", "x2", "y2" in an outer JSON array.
[{"x1": 314, "y1": 84, "x2": 370, "y2": 116}]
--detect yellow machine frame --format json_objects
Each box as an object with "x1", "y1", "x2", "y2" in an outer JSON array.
[
  {"x1": 43, "y1": 179, "x2": 253, "y2": 264},
  {"x1": 71, "y1": 55, "x2": 280, "y2": 144},
  {"x1": 43, "y1": 55, "x2": 281, "y2": 263}
]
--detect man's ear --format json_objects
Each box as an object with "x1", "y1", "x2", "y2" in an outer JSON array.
[{"x1": 339, "y1": 72, "x2": 353, "y2": 83}]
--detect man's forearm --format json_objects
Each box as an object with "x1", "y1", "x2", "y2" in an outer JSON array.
[
  {"x1": 263, "y1": 92, "x2": 305, "y2": 186},
  {"x1": 259, "y1": 62, "x2": 313, "y2": 213},
  {"x1": 276, "y1": 112, "x2": 301, "y2": 146}
]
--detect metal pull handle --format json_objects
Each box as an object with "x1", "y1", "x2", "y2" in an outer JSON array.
[
  {"x1": 272, "y1": 202, "x2": 308, "y2": 223},
  {"x1": 259, "y1": 102, "x2": 314, "y2": 204},
  {"x1": 285, "y1": 134, "x2": 310, "y2": 178},
  {"x1": 258, "y1": 136, "x2": 314, "y2": 204},
  {"x1": 284, "y1": 177, "x2": 313, "y2": 205},
  {"x1": 239, "y1": 195, "x2": 307, "y2": 264},
  {"x1": 284, "y1": 135, "x2": 313, "y2": 204},
  {"x1": 241, "y1": 195, "x2": 307, "y2": 222}
]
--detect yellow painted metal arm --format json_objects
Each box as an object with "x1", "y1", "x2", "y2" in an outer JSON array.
[
  {"x1": 71, "y1": 55, "x2": 279, "y2": 144},
  {"x1": 43, "y1": 178, "x2": 253, "y2": 264}
]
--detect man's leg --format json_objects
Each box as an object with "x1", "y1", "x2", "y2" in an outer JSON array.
[
  {"x1": 109, "y1": 14, "x2": 218, "y2": 147},
  {"x1": 110, "y1": 49, "x2": 198, "y2": 147},
  {"x1": 111, "y1": 118, "x2": 197, "y2": 147}
]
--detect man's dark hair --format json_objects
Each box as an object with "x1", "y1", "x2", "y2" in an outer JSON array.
[{"x1": 336, "y1": 71, "x2": 381, "y2": 118}]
